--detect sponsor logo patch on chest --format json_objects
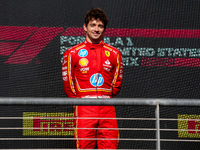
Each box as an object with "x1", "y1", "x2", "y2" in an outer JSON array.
[
  {"x1": 79, "y1": 58, "x2": 89, "y2": 67},
  {"x1": 90, "y1": 73, "x2": 104, "y2": 87},
  {"x1": 105, "y1": 50, "x2": 110, "y2": 57},
  {"x1": 78, "y1": 49, "x2": 88, "y2": 57},
  {"x1": 80, "y1": 67, "x2": 89, "y2": 73},
  {"x1": 103, "y1": 59, "x2": 112, "y2": 68}
]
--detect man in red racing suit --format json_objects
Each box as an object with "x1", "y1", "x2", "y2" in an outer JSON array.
[{"x1": 62, "y1": 8, "x2": 123, "y2": 149}]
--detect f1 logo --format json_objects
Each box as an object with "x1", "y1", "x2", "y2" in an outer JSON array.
[{"x1": 0, "y1": 26, "x2": 64, "y2": 64}]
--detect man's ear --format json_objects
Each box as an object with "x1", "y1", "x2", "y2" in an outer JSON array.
[{"x1": 83, "y1": 24, "x2": 87, "y2": 32}]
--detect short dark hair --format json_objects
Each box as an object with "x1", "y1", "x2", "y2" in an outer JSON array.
[{"x1": 84, "y1": 8, "x2": 109, "y2": 28}]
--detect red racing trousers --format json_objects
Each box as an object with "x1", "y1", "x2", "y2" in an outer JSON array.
[{"x1": 74, "y1": 106, "x2": 119, "y2": 149}]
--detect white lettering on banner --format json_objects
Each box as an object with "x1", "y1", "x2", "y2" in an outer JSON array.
[
  {"x1": 126, "y1": 37, "x2": 134, "y2": 46},
  {"x1": 123, "y1": 57, "x2": 139, "y2": 66},
  {"x1": 60, "y1": 36, "x2": 85, "y2": 45},
  {"x1": 157, "y1": 48, "x2": 200, "y2": 57},
  {"x1": 60, "y1": 36, "x2": 200, "y2": 67},
  {"x1": 131, "y1": 48, "x2": 155, "y2": 57}
]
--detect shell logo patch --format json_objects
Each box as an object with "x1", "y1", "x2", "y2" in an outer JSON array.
[
  {"x1": 105, "y1": 51, "x2": 110, "y2": 57},
  {"x1": 79, "y1": 58, "x2": 88, "y2": 67},
  {"x1": 78, "y1": 49, "x2": 88, "y2": 57}
]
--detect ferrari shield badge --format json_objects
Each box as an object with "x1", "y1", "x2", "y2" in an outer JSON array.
[{"x1": 105, "y1": 51, "x2": 110, "y2": 57}]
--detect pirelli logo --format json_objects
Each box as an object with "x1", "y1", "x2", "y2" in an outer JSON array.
[
  {"x1": 23, "y1": 112, "x2": 74, "y2": 136},
  {"x1": 178, "y1": 114, "x2": 200, "y2": 138}
]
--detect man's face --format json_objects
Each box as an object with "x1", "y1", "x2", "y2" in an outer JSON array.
[{"x1": 84, "y1": 18, "x2": 105, "y2": 43}]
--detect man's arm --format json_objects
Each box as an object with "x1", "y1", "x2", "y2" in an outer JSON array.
[
  {"x1": 62, "y1": 50, "x2": 76, "y2": 98},
  {"x1": 112, "y1": 51, "x2": 123, "y2": 97}
]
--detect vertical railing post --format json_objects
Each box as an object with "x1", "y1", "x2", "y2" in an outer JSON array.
[{"x1": 155, "y1": 102, "x2": 161, "y2": 150}]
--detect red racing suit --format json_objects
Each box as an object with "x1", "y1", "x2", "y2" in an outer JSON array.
[{"x1": 62, "y1": 39, "x2": 123, "y2": 149}]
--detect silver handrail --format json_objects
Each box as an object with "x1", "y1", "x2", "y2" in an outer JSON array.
[{"x1": 1, "y1": 97, "x2": 200, "y2": 106}]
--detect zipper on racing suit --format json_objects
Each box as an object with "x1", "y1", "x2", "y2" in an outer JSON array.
[{"x1": 95, "y1": 47, "x2": 102, "y2": 98}]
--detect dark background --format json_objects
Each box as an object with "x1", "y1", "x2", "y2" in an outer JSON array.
[
  {"x1": 1, "y1": 0, "x2": 200, "y2": 149},
  {"x1": 1, "y1": 0, "x2": 200, "y2": 98}
]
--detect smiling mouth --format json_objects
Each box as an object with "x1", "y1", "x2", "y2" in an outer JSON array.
[{"x1": 92, "y1": 33, "x2": 99, "y2": 36}]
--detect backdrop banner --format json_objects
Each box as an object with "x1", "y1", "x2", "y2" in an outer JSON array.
[{"x1": 1, "y1": 0, "x2": 200, "y2": 149}]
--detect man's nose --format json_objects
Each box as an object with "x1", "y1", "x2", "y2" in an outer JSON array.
[{"x1": 94, "y1": 26, "x2": 99, "y2": 31}]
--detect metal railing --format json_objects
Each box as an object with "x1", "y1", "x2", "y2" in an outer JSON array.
[
  {"x1": 1, "y1": 97, "x2": 200, "y2": 150},
  {"x1": 1, "y1": 97, "x2": 200, "y2": 106}
]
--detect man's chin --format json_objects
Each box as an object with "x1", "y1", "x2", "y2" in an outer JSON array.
[
  {"x1": 92, "y1": 36, "x2": 101, "y2": 40},
  {"x1": 87, "y1": 35, "x2": 103, "y2": 43}
]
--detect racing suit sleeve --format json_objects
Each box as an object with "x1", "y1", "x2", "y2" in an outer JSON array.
[
  {"x1": 112, "y1": 51, "x2": 123, "y2": 97},
  {"x1": 62, "y1": 49, "x2": 76, "y2": 98}
]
